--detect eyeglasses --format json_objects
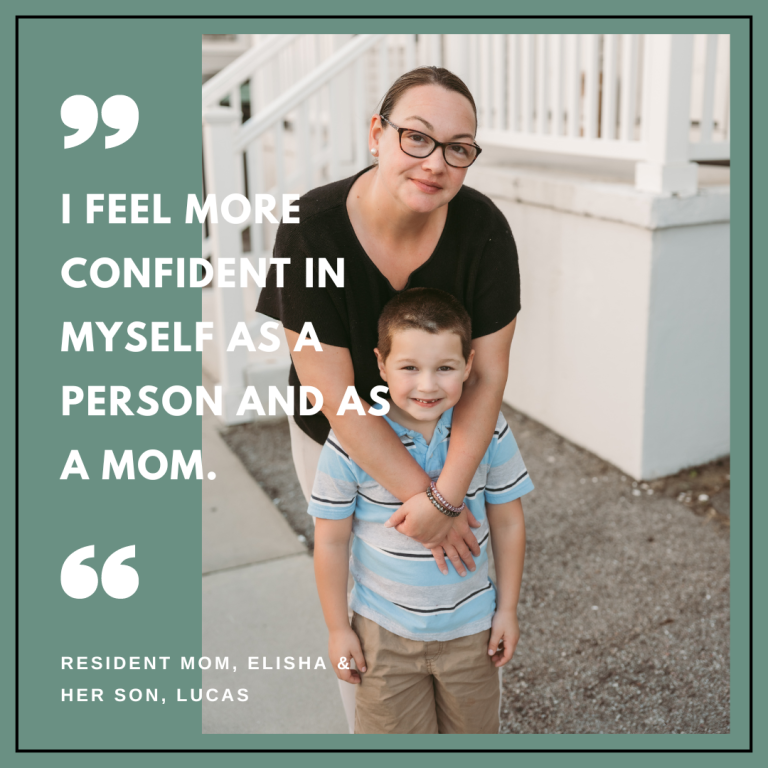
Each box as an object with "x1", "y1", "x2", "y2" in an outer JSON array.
[{"x1": 379, "y1": 115, "x2": 482, "y2": 169}]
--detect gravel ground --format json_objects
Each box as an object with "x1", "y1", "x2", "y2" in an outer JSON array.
[{"x1": 219, "y1": 405, "x2": 730, "y2": 734}]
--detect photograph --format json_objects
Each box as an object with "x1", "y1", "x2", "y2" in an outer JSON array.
[
  {"x1": 9, "y1": 0, "x2": 758, "y2": 758},
  {"x1": 199, "y1": 32, "x2": 732, "y2": 735}
]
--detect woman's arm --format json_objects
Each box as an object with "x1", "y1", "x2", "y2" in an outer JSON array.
[
  {"x1": 385, "y1": 318, "x2": 517, "y2": 556},
  {"x1": 314, "y1": 516, "x2": 367, "y2": 684},
  {"x1": 437, "y1": 317, "x2": 517, "y2": 504}
]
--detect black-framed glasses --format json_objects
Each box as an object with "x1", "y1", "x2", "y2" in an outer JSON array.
[{"x1": 379, "y1": 115, "x2": 482, "y2": 169}]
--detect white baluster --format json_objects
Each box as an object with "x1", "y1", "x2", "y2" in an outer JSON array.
[
  {"x1": 522, "y1": 34, "x2": 534, "y2": 134},
  {"x1": 468, "y1": 35, "x2": 480, "y2": 102},
  {"x1": 298, "y1": 100, "x2": 311, "y2": 193},
  {"x1": 507, "y1": 34, "x2": 519, "y2": 132},
  {"x1": 459, "y1": 35, "x2": 471, "y2": 85},
  {"x1": 568, "y1": 34, "x2": 581, "y2": 138},
  {"x1": 478, "y1": 36, "x2": 489, "y2": 129},
  {"x1": 296, "y1": 38, "x2": 305, "y2": 84},
  {"x1": 537, "y1": 34, "x2": 549, "y2": 134},
  {"x1": 246, "y1": 135, "x2": 265, "y2": 255},
  {"x1": 230, "y1": 84, "x2": 242, "y2": 121},
  {"x1": 620, "y1": 34, "x2": 639, "y2": 142},
  {"x1": 640, "y1": 35, "x2": 652, "y2": 145},
  {"x1": 492, "y1": 35, "x2": 505, "y2": 131},
  {"x1": 274, "y1": 118, "x2": 285, "y2": 217},
  {"x1": 436, "y1": 34, "x2": 444, "y2": 67},
  {"x1": 281, "y1": 44, "x2": 290, "y2": 96},
  {"x1": 329, "y1": 78, "x2": 340, "y2": 182},
  {"x1": 317, "y1": 84, "x2": 328, "y2": 183},
  {"x1": 378, "y1": 37, "x2": 389, "y2": 105},
  {"x1": 699, "y1": 34, "x2": 718, "y2": 144},
  {"x1": 601, "y1": 34, "x2": 618, "y2": 140},
  {"x1": 405, "y1": 33, "x2": 416, "y2": 72},
  {"x1": 353, "y1": 64, "x2": 368, "y2": 172},
  {"x1": 308, "y1": 92, "x2": 319, "y2": 188},
  {"x1": 552, "y1": 34, "x2": 565, "y2": 136},
  {"x1": 422, "y1": 34, "x2": 430, "y2": 67},
  {"x1": 584, "y1": 35, "x2": 599, "y2": 140},
  {"x1": 714, "y1": 34, "x2": 730, "y2": 143},
  {"x1": 308, "y1": 34, "x2": 317, "y2": 72}
]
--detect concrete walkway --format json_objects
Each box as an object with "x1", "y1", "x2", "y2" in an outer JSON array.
[{"x1": 201, "y1": 378, "x2": 347, "y2": 734}]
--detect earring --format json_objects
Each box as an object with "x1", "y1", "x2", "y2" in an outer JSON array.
[{"x1": 370, "y1": 148, "x2": 378, "y2": 156}]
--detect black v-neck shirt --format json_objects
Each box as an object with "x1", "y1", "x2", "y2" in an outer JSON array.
[{"x1": 256, "y1": 167, "x2": 521, "y2": 444}]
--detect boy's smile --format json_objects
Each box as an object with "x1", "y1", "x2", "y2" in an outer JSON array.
[{"x1": 375, "y1": 328, "x2": 474, "y2": 442}]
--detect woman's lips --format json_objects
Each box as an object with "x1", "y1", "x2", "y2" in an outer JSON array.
[{"x1": 410, "y1": 178, "x2": 442, "y2": 194}]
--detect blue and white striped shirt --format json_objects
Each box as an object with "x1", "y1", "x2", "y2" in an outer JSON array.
[{"x1": 308, "y1": 408, "x2": 534, "y2": 641}]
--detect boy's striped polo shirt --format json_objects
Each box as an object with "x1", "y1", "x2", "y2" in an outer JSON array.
[{"x1": 308, "y1": 408, "x2": 534, "y2": 642}]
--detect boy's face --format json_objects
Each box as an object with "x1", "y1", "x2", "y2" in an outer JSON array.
[{"x1": 375, "y1": 328, "x2": 474, "y2": 425}]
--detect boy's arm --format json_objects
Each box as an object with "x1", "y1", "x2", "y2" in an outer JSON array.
[
  {"x1": 486, "y1": 498, "x2": 526, "y2": 667},
  {"x1": 313, "y1": 517, "x2": 367, "y2": 684}
]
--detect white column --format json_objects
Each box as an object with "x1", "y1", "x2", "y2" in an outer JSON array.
[
  {"x1": 202, "y1": 107, "x2": 250, "y2": 424},
  {"x1": 635, "y1": 35, "x2": 698, "y2": 196}
]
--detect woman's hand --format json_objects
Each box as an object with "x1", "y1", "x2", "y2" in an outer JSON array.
[
  {"x1": 328, "y1": 627, "x2": 367, "y2": 685},
  {"x1": 385, "y1": 495, "x2": 481, "y2": 575},
  {"x1": 488, "y1": 609, "x2": 520, "y2": 668}
]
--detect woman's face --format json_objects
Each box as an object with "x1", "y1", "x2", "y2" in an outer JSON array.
[{"x1": 370, "y1": 84, "x2": 477, "y2": 215}]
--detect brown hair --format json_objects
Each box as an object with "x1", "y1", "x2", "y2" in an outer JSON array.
[
  {"x1": 379, "y1": 66, "x2": 477, "y2": 134},
  {"x1": 377, "y1": 288, "x2": 472, "y2": 362}
]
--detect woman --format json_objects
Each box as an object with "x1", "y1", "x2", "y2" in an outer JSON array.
[{"x1": 257, "y1": 65, "x2": 520, "y2": 727}]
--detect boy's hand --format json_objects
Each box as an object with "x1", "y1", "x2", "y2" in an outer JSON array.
[
  {"x1": 488, "y1": 609, "x2": 520, "y2": 668},
  {"x1": 328, "y1": 627, "x2": 367, "y2": 685}
]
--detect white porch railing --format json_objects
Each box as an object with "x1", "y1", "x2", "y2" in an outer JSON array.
[
  {"x1": 450, "y1": 34, "x2": 729, "y2": 173},
  {"x1": 201, "y1": 33, "x2": 730, "y2": 423},
  {"x1": 201, "y1": 33, "x2": 356, "y2": 264},
  {"x1": 203, "y1": 34, "x2": 355, "y2": 115}
]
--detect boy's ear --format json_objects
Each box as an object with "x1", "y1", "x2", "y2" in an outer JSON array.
[
  {"x1": 374, "y1": 348, "x2": 387, "y2": 380},
  {"x1": 462, "y1": 349, "x2": 475, "y2": 382}
]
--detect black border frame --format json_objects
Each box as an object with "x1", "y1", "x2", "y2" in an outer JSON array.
[{"x1": 14, "y1": 13, "x2": 752, "y2": 754}]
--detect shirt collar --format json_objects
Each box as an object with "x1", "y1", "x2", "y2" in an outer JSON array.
[{"x1": 382, "y1": 406, "x2": 454, "y2": 439}]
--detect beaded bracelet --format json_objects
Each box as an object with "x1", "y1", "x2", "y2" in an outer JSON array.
[
  {"x1": 430, "y1": 481, "x2": 466, "y2": 515},
  {"x1": 426, "y1": 486, "x2": 461, "y2": 518}
]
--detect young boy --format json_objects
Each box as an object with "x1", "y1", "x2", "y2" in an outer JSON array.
[{"x1": 309, "y1": 288, "x2": 533, "y2": 734}]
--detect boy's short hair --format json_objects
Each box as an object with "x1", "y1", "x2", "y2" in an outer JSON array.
[{"x1": 377, "y1": 288, "x2": 472, "y2": 362}]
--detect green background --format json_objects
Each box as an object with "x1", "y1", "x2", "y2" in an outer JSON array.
[{"x1": 2, "y1": 0, "x2": 761, "y2": 765}]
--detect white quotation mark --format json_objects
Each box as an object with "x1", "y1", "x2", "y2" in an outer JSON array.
[
  {"x1": 61, "y1": 545, "x2": 139, "y2": 599},
  {"x1": 61, "y1": 95, "x2": 139, "y2": 149}
]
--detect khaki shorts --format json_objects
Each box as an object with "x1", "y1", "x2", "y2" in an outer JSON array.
[{"x1": 352, "y1": 613, "x2": 500, "y2": 734}]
